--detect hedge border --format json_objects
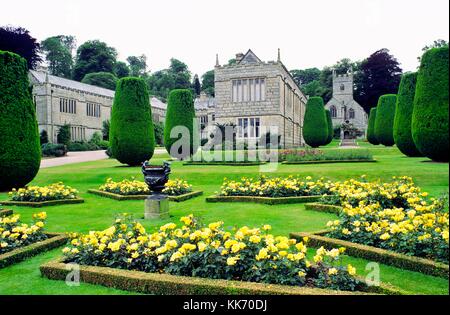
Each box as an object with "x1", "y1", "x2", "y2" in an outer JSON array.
[
  {"x1": 206, "y1": 195, "x2": 324, "y2": 205},
  {"x1": 281, "y1": 159, "x2": 376, "y2": 165},
  {"x1": 304, "y1": 203, "x2": 342, "y2": 215},
  {"x1": 0, "y1": 232, "x2": 68, "y2": 269},
  {"x1": 0, "y1": 209, "x2": 13, "y2": 217},
  {"x1": 40, "y1": 257, "x2": 403, "y2": 295},
  {"x1": 290, "y1": 231, "x2": 449, "y2": 279},
  {"x1": 0, "y1": 198, "x2": 84, "y2": 208},
  {"x1": 88, "y1": 189, "x2": 203, "y2": 202},
  {"x1": 184, "y1": 161, "x2": 267, "y2": 166}
]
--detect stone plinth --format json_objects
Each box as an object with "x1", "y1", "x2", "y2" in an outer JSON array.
[{"x1": 144, "y1": 194, "x2": 169, "y2": 220}]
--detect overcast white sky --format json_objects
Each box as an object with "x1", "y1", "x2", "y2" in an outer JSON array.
[{"x1": 2, "y1": 0, "x2": 449, "y2": 75}]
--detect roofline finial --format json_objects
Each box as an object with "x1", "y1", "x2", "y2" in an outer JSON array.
[
  {"x1": 277, "y1": 48, "x2": 281, "y2": 62},
  {"x1": 215, "y1": 53, "x2": 220, "y2": 67}
]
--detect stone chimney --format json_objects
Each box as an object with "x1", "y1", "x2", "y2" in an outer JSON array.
[{"x1": 235, "y1": 52, "x2": 244, "y2": 63}]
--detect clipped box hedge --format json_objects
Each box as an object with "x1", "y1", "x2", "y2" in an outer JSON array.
[
  {"x1": 40, "y1": 257, "x2": 404, "y2": 295},
  {"x1": 290, "y1": 231, "x2": 449, "y2": 279},
  {"x1": 304, "y1": 203, "x2": 342, "y2": 215},
  {"x1": 0, "y1": 198, "x2": 84, "y2": 208},
  {"x1": 0, "y1": 232, "x2": 68, "y2": 269},
  {"x1": 88, "y1": 189, "x2": 203, "y2": 202},
  {"x1": 0, "y1": 209, "x2": 13, "y2": 217},
  {"x1": 184, "y1": 161, "x2": 266, "y2": 166},
  {"x1": 206, "y1": 195, "x2": 324, "y2": 205},
  {"x1": 281, "y1": 159, "x2": 376, "y2": 165}
]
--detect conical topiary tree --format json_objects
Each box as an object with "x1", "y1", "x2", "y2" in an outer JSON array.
[
  {"x1": 325, "y1": 109, "x2": 333, "y2": 145},
  {"x1": 110, "y1": 77, "x2": 155, "y2": 166},
  {"x1": 0, "y1": 50, "x2": 41, "y2": 191},
  {"x1": 303, "y1": 97, "x2": 328, "y2": 148},
  {"x1": 374, "y1": 94, "x2": 397, "y2": 146},
  {"x1": 412, "y1": 47, "x2": 449, "y2": 162},
  {"x1": 367, "y1": 108, "x2": 379, "y2": 145},
  {"x1": 164, "y1": 89, "x2": 197, "y2": 159},
  {"x1": 393, "y1": 72, "x2": 422, "y2": 157}
]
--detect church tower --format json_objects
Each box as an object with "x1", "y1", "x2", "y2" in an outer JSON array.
[{"x1": 332, "y1": 69, "x2": 354, "y2": 98}]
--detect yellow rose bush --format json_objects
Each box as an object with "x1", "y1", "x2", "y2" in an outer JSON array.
[
  {"x1": 99, "y1": 178, "x2": 193, "y2": 196},
  {"x1": 8, "y1": 183, "x2": 79, "y2": 202},
  {"x1": 99, "y1": 178, "x2": 150, "y2": 195},
  {"x1": 63, "y1": 214, "x2": 363, "y2": 291},
  {"x1": 162, "y1": 179, "x2": 192, "y2": 196},
  {"x1": 322, "y1": 176, "x2": 449, "y2": 263},
  {"x1": 0, "y1": 212, "x2": 48, "y2": 254},
  {"x1": 218, "y1": 175, "x2": 333, "y2": 198}
]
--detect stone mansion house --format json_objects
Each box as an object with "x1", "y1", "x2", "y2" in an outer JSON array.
[
  {"x1": 196, "y1": 49, "x2": 308, "y2": 148},
  {"x1": 29, "y1": 68, "x2": 166, "y2": 143},
  {"x1": 30, "y1": 49, "x2": 367, "y2": 147}
]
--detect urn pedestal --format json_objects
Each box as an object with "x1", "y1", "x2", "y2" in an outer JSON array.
[
  {"x1": 142, "y1": 161, "x2": 171, "y2": 220},
  {"x1": 144, "y1": 193, "x2": 169, "y2": 219}
]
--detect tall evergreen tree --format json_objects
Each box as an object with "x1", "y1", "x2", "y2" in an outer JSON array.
[
  {"x1": 303, "y1": 97, "x2": 328, "y2": 148},
  {"x1": 0, "y1": 50, "x2": 41, "y2": 190},
  {"x1": 412, "y1": 47, "x2": 449, "y2": 162},
  {"x1": 192, "y1": 74, "x2": 201, "y2": 96},
  {"x1": 374, "y1": 94, "x2": 397, "y2": 147},
  {"x1": 110, "y1": 77, "x2": 155, "y2": 166},
  {"x1": 393, "y1": 72, "x2": 422, "y2": 157}
]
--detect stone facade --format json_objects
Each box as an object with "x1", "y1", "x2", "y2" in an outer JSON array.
[
  {"x1": 324, "y1": 70, "x2": 368, "y2": 138},
  {"x1": 29, "y1": 68, "x2": 166, "y2": 143},
  {"x1": 196, "y1": 49, "x2": 307, "y2": 148}
]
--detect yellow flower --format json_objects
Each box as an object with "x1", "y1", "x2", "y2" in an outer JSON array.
[
  {"x1": 347, "y1": 264, "x2": 356, "y2": 276},
  {"x1": 262, "y1": 225, "x2": 272, "y2": 231},
  {"x1": 227, "y1": 256, "x2": 240, "y2": 266},
  {"x1": 328, "y1": 268, "x2": 338, "y2": 276}
]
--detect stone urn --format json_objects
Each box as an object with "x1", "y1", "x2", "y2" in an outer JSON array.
[
  {"x1": 141, "y1": 161, "x2": 171, "y2": 219},
  {"x1": 141, "y1": 161, "x2": 171, "y2": 193}
]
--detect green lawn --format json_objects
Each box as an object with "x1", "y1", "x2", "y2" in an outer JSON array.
[{"x1": 0, "y1": 143, "x2": 448, "y2": 295}]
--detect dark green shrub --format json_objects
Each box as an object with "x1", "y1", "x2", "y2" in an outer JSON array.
[
  {"x1": 366, "y1": 108, "x2": 379, "y2": 145},
  {"x1": 164, "y1": 89, "x2": 197, "y2": 159},
  {"x1": 67, "y1": 141, "x2": 98, "y2": 152},
  {"x1": 110, "y1": 77, "x2": 155, "y2": 166},
  {"x1": 374, "y1": 94, "x2": 397, "y2": 146},
  {"x1": 0, "y1": 50, "x2": 41, "y2": 191},
  {"x1": 40, "y1": 130, "x2": 49, "y2": 144},
  {"x1": 41, "y1": 143, "x2": 67, "y2": 157},
  {"x1": 57, "y1": 124, "x2": 71, "y2": 145},
  {"x1": 393, "y1": 72, "x2": 423, "y2": 157},
  {"x1": 412, "y1": 47, "x2": 449, "y2": 162},
  {"x1": 325, "y1": 110, "x2": 333, "y2": 145},
  {"x1": 154, "y1": 121, "x2": 164, "y2": 146},
  {"x1": 303, "y1": 97, "x2": 328, "y2": 148}
]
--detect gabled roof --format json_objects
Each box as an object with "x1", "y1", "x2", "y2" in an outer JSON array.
[
  {"x1": 150, "y1": 96, "x2": 167, "y2": 110},
  {"x1": 238, "y1": 49, "x2": 262, "y2": 65},
  {"x1": 29, "y1": 70, "x2": 115, "y2": 98}
]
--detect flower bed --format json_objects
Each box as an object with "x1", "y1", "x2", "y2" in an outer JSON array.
[
  {"x1": 279, "y1": 148, "x2": 374, "y2": 163},
  {"x1": 217, "y1": 176, "x2": 333, "y2": 198},
  {"x1": 206, "y1": 195, "x2": 323, "y2": 205},
  {"x1": 1, "y1": 212, "x2": 48, "y2": 255},
  {"x1": 90, "y1": 178, "x2": 202, "y2": 202},
  {"x1": 40, "y1": 257, "x2": 403, "y2": 295},
  {"x1": 2, "y1": 183, "x2": 84, "y2": 207},
  {"x1": 317, "y1": 176, "x2": 449, "y2": 264},
  {"x1": 290, "y1": 231, "x2": 449, "y2": 279},
  {"x1": 59, "y1": 214, "x2": 372, "y2": 293},
  {"x1": 0, "y1": 211, "x2": 68, "y2": 268}
]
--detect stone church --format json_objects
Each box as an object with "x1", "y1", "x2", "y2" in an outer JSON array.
[
  {"x1": 29, "y1": 67, "x2": 166, "y2": 143},
  {"x1": 196, "y1": 49, "x2": 308, "y2": 148},
  {"x1": 324, "y1": 70, "x2": 368, "y2": 138}
]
